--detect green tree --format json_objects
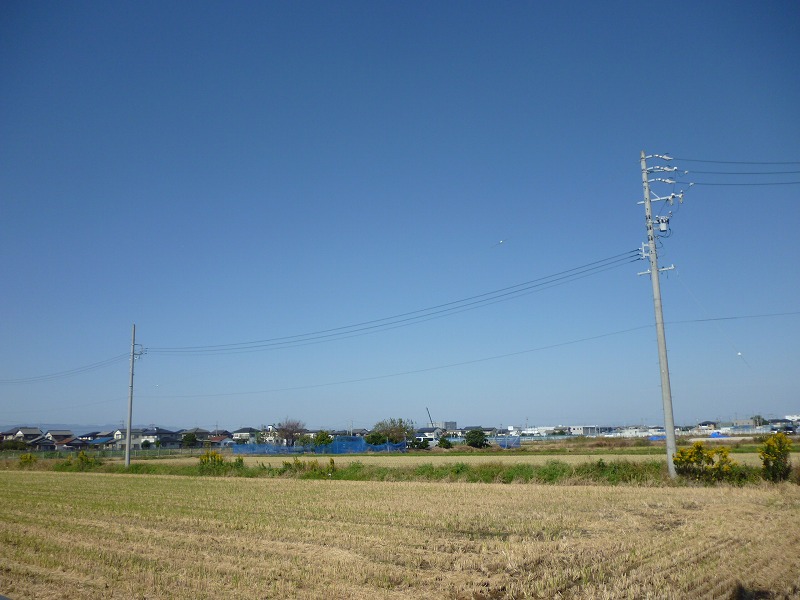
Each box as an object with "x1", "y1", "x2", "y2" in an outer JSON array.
[
  {"x1": 313, "y1": 430, "x2": 334, "y2": 447},
  {"x1": 1, "y1": 440, "x2": 28, "y2": 451},
  {"x1": 465, "y1": 429, "x2": 489, "y2": 448},
  {"x1": 181, "y1": 432, "x2": 198, "y2": 448},
  {"x1": 141, "y1": 440, "x2": 151, "y2": 450},
  {"x1": 438, "y1": 435, "x2": 453, "y2": 449},
  {"x1": 370, "y1": 418, "x2": 415, "y2": 444},
  {"x1": 296, "y1": 434, "x2": 314, "y2": 449},
  {"x1": 408, "y1": 438, "x2": 430, "y2": 450},
  {"x1": 365, "y1": 431, "x2": 387, "y2": 445},
  {"x1": 759, "y1": 432, "x2": 792, "y2": 482},
  {"x1": 752, "y1": 415, "x2": 768, "y2": 427}
]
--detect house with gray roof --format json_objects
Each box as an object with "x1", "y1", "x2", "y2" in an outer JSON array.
[
  {"x1": 45, "y1": 430, "x2": 74, "y2": 443},
  {"x1": 8, "y1": 427, "x2": 43, "y2": 442},
  {"x1": 27, "y1": 436, "x2": 56, "y2": 451}
]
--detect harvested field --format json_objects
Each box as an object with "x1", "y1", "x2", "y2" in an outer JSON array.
[{"x1": 1, "y1": 471, "x2": 799, "y2": 599}]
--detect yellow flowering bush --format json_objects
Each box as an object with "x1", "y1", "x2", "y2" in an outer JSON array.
[
  {"x1": 673, "y1": 442, "x2": 749, "y2": 483},
  {"x1": 759, "y1": 433, "x2": 792, "y2": 482}
]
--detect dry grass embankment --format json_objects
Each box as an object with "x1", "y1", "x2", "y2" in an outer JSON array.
[
  {"x1": 125, "y1": 449, "x2": 781, "y2": 468},
  {"x1": 1, "y1": 470, "x2": 798, "y2": 599}
]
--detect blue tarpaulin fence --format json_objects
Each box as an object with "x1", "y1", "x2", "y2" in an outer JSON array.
[
  {"x1": 490, "y1": 436, "x2": 521, "y2": 448},
  {"x1": 232, "y1": 436, "x2": 407, "y2": 455},
  {"x1": 233, "y1": 435, "x2": 523, "y2": 454}
]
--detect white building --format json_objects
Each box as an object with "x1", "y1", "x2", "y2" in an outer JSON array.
[{"x1": 568, "y1": 426, "x2": 598, "y2": 436}]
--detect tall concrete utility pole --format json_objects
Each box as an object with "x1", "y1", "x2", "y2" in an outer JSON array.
[
  {"x1": 639, "y1": 151, "x2": 678, "y2": 478},
  {"x1": 125, "y1": 324, "x2": 136, "y2": 468}
]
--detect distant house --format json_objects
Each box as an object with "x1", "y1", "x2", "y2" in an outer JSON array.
[
  {"x1": 10, "y1": 428, "x2": 43, "y2": 442},
  {"x1": 618, "y1": 426, "x2": 647, "y2": 438},
  {"x1": 255, "y1": 426, "x2": 279, "y2": 444},
  {"x1": 111, "y1": 429, "x2": 146, "y2": 451},
  {"x1": 463, "y1": 426, "x2": 498, "y2": 437},
  {"x1": 45, "y1": 430, "x2": 74, "y2": 443},
  {"x1": 27, "y1": 436, "x2": 56, "y2": 451},
  {"x1": 1, "y1": 427, "x2": 20, "y2": 441},
  {"x1": 330, "y1": 428, "x2": 368, "y2": 438},
  {"x1": 414, "y1": 427, "x2": 443, "y2": 442},
  {"x1": 696, "y1": 421, "x2": 718, "y2": 432},
  {"x1": 141, "y1": 427, "x2": 179, "y2": 447},
  {"x1": 769, "y1": 419, "x2": 795, "y2": 433},
  {"x1": 232, "y1": 427, "x2": 260, "y2": 444},
  {"x1": 209, "y1": 436, "x2": 234, "y2": 448},
  {"x1": 569, "y1": 426, "x2": 598, "y2": 437},
  {"x1": 114, "y1": 428, "x2": 144, "y2": 441},
  {"x1": 159, "y1": 436, "x2": 182, "y2": 449},
  {"x1": 88, "y1": 436, "x2": 116, "y2": 449},
  {"x1": 56, "y1": 437, "x2": 89, "y2": 451},
  {"x1": 79, "y1": 431, "x2": 101, "y2": 441},
  {"x1": 177, "y1": 428, "x2": 211, "y2": 444}
]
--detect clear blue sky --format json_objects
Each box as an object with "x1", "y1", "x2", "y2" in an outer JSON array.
[{"x1": 1, "y1": 1, "x2": 798, "y2": 433}]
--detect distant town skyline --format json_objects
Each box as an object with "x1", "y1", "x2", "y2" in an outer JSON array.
[{"x1": 4, "y1": 409, "x2": 798, "y2": 441}]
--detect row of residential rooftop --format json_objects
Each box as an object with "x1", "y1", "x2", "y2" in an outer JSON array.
[{"x1": 3, "y1": 416, "x2": 797, "y2": 452}]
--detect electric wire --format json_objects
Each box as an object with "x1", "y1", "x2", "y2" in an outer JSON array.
[
  {"x1": 149, "y1": 257, "x2": 642, "y2": 356},
  {"x1": 686, "y1": 170, "x2": 800, "y2": 175},
  {"x1": 671, "y1": 158, "x2": 800, "y2": 165},
  {"x1": 674, "y1": 269, "x2": 752, "y2": 368},
  {"x1": 140, "y1": 325, "x2": 655, "y2": 398},
  {"x1": 139, "y1": 310, "x2": 800, "y2": 399},
  {"x1": 0, "y1": 354, "x2": 130, "y2": 385},
  {"x1": 648, "y1": 156, "x2": 800, "y2": 187},
  {"x1": 147, "y1": 250, "x2": 641, "y2": 355},
  {"x1": 669, "y1": 310, "x2": 800, "y2": 324},
  {"x1": 674, "y1": 180, "x2": 800, "y2": 186},
  {"x1": 2, "y1": 397, "x2": 126, "y2": 417},
  {"x1": 0, "y1": 251, "x2": 642, "y2": 380},
  {"x1": 149, "y1": 250, "x2": 639, "y2": 352}
]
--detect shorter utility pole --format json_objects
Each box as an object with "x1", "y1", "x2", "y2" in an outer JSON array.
[
  {"x1": 639, "y1": 151, "x2": 683, "y2": 478},
  {"x1": 125, "y1": 324, "x2": 144, "y2": 468}
]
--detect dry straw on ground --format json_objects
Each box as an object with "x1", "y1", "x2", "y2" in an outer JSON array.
[{"x1": 1, "y1": 471, "x2": 798, "y2": 599}]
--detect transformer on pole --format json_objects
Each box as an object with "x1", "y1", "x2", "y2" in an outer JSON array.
[{"x1": 638, "y1": 151, "x2": 682, "y2": 478}]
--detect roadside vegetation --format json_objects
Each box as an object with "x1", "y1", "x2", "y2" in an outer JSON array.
[{"x1": 4, "y1": 434, "x2": 797, "y2": 487}]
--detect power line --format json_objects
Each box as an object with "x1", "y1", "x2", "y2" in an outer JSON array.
[
  {"x1": 141, "y1": 325, "x2": 655, "y2": 398},
  {"x1": 138, "y1": 310, "x2": 800, "y2": 399},
  {"x1": 686, "y1": 170, "x2": 800, "y2": 175},
  {"x1": 671, "y1": 157, "x2": 800, "y2": 165},
  {"x1": 0, "y1": 250, "x2": 642, "y2": 380},
  {"x1": 153, "y1": 257, "x2": 642, "y2": 356},
  {"x1": 148, "y1": 250, "x2": 640, "y2": 355},
  {"x1": 0, "y1": 354, "x2": 130, "y2": 385},
  {"x1": 675, "y1": 180, "x2": 800, "y2": 186},
  {"x1": 2, "y1": 396, "x2": 125, "y2": 417},
  {"x1": 669, "y1": 310, "x2": 800, "y2": 324}
]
